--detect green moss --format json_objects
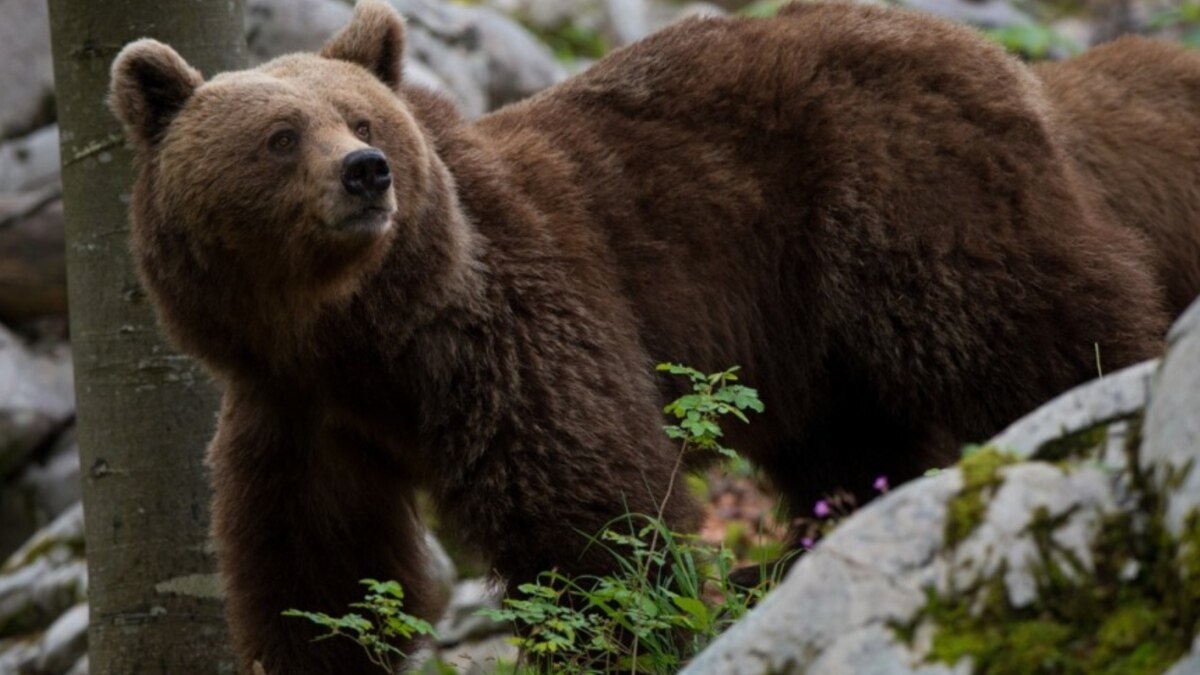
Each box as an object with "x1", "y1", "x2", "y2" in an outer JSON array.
[
  {"x1": 1037, "y1": 424, "x2": 1109, "y2": 463},
  {"x1": 0, "y1": 532, "x2": 85, "y2": 575},
  {"x1": 1178, "y1": 509, "x2": 1200, "y2": 621},
  {"x1": 944, "y1": 447, "x2": 1019, "y2": 547},
  {"x1": 522, "y1": 21, "x2": 608, "y2": 61},
  {"x1": 907, "y1": 449, "x2": 1200, "y2": 675},
  {"x1": 738, "y1": 0, "x2": 793, "y2": 18}
]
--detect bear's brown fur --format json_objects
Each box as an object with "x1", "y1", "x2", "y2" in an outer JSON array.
[
  {"x1": 110, "y1": 2, "x2": 1168, "y2": 672},
  {"x1": 1036, "y1": 37, "x2": 1200, "y2": 318}
]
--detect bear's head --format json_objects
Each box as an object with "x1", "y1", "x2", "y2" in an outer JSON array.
[{"x1": 110, "y1": 1, "x2": 455, "y2": 372}]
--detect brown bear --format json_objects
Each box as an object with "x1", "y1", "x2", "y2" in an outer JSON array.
[
  {"x1": 1036, "y1": 37, "x2": 1200, "y2": 319},
  {"x1": 109, "y1": 1, "x2": 1167, "y2": 672}
]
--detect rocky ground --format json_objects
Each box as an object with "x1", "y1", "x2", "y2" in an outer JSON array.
[
  {"x1": 683, "y1": 302, "x2": 1200, "y2": 675},
  {"x1": 1, "y1": 0, "x2": 1198, "y2": 673}
]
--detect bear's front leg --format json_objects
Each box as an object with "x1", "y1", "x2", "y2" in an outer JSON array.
[{"x1": 207, "y1": 388, "x2": 444, "y2": 675}]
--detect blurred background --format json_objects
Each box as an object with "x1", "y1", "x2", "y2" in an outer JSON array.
[{"x1": 0, "y1": 0, "x2": 1196, "y2": 672}]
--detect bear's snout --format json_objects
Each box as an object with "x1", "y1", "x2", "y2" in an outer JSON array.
[{"x1": 341, "y1": 148, "x2": 392, "y2": 198}]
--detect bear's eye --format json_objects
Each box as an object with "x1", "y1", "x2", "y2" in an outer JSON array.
[
  {"x1": 268, "y1": 130, "x2": 298, "y2": 153},
  {"x1": 354, "y1": 121, "x2": 371, "y2": 142}
]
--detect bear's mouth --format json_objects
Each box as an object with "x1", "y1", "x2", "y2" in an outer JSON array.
[{"x1": 336, "y1": 204, "x2": 394, "y2": 234}]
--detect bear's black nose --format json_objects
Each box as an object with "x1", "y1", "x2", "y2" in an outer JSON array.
[{"x1": 341, "y1": 148, "x2": 392, "y2": 197}]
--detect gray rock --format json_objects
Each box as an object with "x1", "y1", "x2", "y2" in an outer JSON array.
[
  {"x1": 0, "y1": 503, "x2": 86, "y2": 638},
  {"x1": 15, "y1": 428, "x2": 79, "y2": 523},
  {"x1": 425, "y1": 529, "x2": 457, "y2": 599},
  {"x1": 0, "y1": 327, "x2": 74, "y2": 479},
  {"x1": 246, "y1": 0, "x2": 353, "y2": 64},
  {"x1": 601, "y1": 0, "x2": 650, "y2": 45},
  {"x1": 246, "y1": 0, "x2": 562, "y2": 116},
  {"x1": 683, "y1": 319, "x2": 1200, "y2": 675},
  {"x1": 0, "y1": 634, "x2": 37, "y2": 675},
  {"x1": 470, "y1": 6, "x2": 568, "y2": 109},
  {"x1": 403, "y1": 25, "x2": 490, "y2": 117},
  {"x1": 436, "y1": 578, "x2": 506, "y2": 647},
  {"x1": 680, "y1": 458, "x2": 1138, "y2": 673},
  {"x1": 33, "y1": 602, "x2": 87, "y2": 674},
  {"x1": 947, "y1": 463, "x2": 1116, "y2": 609},
  {"x1": 1142, "y1": 298, "x2": 1200, "y2": 536},
  {"x1": 0, "y1": 125, "x2": 60, "y2": 193},
  {"x1": 988, "y1": 358, "x2": 1156, "y2": 462},
  {"x1": 244, "y1": 0, "x2": 470, "y2": 107},
  {"x1": 393, "y1": 0, "x2": 564, "y2": 114},
  {"x1": 1164, "y1": 635, "x2": 1200, "y2": 675},
  {"x1": 405, "y1": 61, "x2": 454, "y2": 99},
  {"x1": 0, "y1": 428, "x2": 79, "y2": 560},
  {"x1": 681, "y1": 471, "x2": 963, "y2": 674},
  {"x1": 438, "y1": 633, "x2": 519, "y2": 675},
  {"x1": 0, "y1": 0, "x2": 55, "y2": 140}
]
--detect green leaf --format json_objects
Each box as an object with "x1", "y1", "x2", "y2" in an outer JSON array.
[{"x1": 671, "y1": 596, "x2": 711, "y2": 631}]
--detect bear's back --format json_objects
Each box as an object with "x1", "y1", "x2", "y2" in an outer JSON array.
[
  {"x1": 1037, "y1": 37, "x2": 1200, "y2": 317},
  {"x1": 416, "y1": 3, "x2": 1165, "y2": 494}
]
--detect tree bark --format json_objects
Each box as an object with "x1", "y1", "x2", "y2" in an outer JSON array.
[{"x1": 46, "y1": 3, "x2": 246, "y2": 672}]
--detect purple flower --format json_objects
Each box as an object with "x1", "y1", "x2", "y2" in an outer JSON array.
[
  {"x1": 873, "y1": 475, "x2": 889, "y2": 493},
  {"x1": 801, "y1": 537, "x2": 815, "y2": 548},
  {"x1": 814, "y1": 500, "x2": 831, "y2": 518}
]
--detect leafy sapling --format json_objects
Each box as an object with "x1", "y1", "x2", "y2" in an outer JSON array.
[{"x1": 282, "y1": 578, "x2": 436, "y2": 673}]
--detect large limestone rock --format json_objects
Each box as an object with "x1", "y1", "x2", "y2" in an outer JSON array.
[
  {"x1": 1142, "y1": 300, "x2": 1200, "y2": 536},
  {"x1": 682, "y1": 298, "x2": 1200, "y2": 675}
]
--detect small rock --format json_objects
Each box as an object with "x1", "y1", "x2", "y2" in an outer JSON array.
[
  {"x1": 17, "y1": 428, "x2": 79, "y2": 524},
  {"x1": 246, "y1": 0, "x2": 563, "y2": 116},
  {"x1": 0, "y1": 125, "x2": 60, "y2": 193},
  {"x1": 425, "y1": 530, "x2": 457, "y2": 601},
  {"x1": 394, "y1": 0, "x2": 565, "y2": 113},
  {"x1": 0, "y1": 0, "x2": 54, "y2": 140},
  {"x1": 245, "y1": 0, "x2": 352, "y2": 64},
  {"x1": 403, "y1": 26, "x2": 490, "y2": 116},
  {"x1": 0, "y1": 326, "x2": 74, "y2": 479},
  {"x1": 0, "y1": 427, "x2": 79, "y2": 560},
  {"x1": 0, "y1": 634, "x2": 38, "y2": 675},
  {"x1": 439, "y1": 633, "x2": 519, "y2": 675},
  {"x1": 0, "y1": 503, "x2": 86, "y2": 638},
  {"x1": 436, "y1": 578, "x2": 506, "y2": 646},
  {"x1": 601, "y1": 0, "x2": 650, "y2": 46},
  {"x1": 33, "y1": 602, "x2": 87, "y2": 674},
  {"x1": 469, "y1": 6, "x2": 567, "y2": 109}
]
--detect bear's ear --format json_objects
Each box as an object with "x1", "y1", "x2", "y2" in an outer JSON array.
[
  {"x1": 109, "y1": 39, "x2": 204, "y2": 151},
  {"x1": 321, "y1": 0, "x2": 406, "y2": 91}
]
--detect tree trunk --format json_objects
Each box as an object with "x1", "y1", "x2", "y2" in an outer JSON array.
[{"x1": 46, "y1": 3, "x2": 245, "y2": 672}]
